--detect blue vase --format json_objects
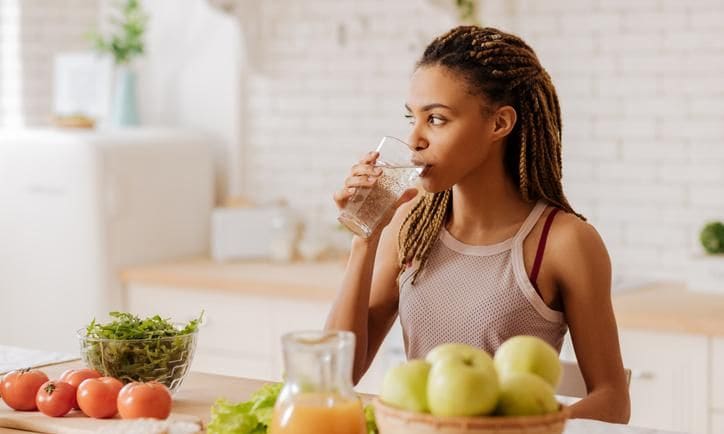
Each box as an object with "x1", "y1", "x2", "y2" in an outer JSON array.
[{"x1": 111, "y1": 66, "x2": 140, "y2": 126}]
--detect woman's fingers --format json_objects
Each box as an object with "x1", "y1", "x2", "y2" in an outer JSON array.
[
  {"x1": 344, "y1": 175, "x2": 378, "y2": 188},
  {"x1": 359, "y1": 151, "x2": 379, "y2": 165},
  {"x1": 350, "y1": 163, "x2": 383, "y2": 177},
  {"x1": 333, "y1": 187, "x2": 356, "y2": 207}
]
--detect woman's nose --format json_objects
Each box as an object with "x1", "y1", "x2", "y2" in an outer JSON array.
[{"x1": 408, "y1": 130, "x2": 428, "y2": 152}]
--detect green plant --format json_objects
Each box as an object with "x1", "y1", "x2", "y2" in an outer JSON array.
[
  {"x1": 88, "y1": 0, "x2": 148, "y2": 65},
  {"x1": 700, "y1": 221, "x2": 724, "y2": 254},
  {"x1": 455, "y1": 0, "x2": 480, "y2": 25}
]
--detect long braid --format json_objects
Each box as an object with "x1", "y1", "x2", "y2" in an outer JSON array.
[{"x1": 399, "y1": 26, "x2": 582, "y2": 283}]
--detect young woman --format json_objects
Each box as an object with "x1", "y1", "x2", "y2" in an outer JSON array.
[{"x1": 326, "y1": 25, "x2": 630, "y2": 423}]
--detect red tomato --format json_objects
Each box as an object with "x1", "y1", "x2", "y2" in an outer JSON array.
[
  {"x1": 58, "y1": 368, "x2": 101, "y2": 409},
  {"x1": 76, "y1": 377, "x2": 123, "y2": 418},
  {"x1": 117, "y1": 381, "x2": 172, "y2": 420},
  {"x1": 0, "y1": 369, "x2": 49, "y2": 411},
  {"x1": 35, "y1": 381, "x2": 75, "y2": 417}
]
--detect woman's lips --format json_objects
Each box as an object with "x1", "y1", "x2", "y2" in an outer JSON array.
[{"x1": 420, "y1": 165, "x2": 431, "y2": 177}]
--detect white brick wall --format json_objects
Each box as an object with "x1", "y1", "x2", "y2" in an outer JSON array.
[
  {"x1": 3, "y1": 0, "x2": 723, "y2": 283},
  {"x1": 240, "y1": 0, "x2": 724, "y2": 282},
  {"x1": 0, "y1": 0, "x2": 99, "y2": 126}
]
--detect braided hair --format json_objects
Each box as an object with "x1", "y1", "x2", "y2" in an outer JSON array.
[{"x1": 399, "y1": 26, "x2": 582, "y2": 283}]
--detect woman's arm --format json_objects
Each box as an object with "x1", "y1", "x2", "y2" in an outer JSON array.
[
  {"x1": 550, "y1": 216, "x2": 631, "y2": 423},
  {"x1": 325, "y1": 192, "x2": 419, "y2": 384}
]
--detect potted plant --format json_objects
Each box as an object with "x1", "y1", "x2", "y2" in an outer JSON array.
[
  {"x1": 687, "y1": 221, "x2": 724, "y2": 293},
  {"x1": 88, "y1": 0, "x2": 148, "y2": 126}
]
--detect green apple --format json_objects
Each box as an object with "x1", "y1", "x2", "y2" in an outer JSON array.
[
  {"x1": 425, "y1": 343, "x2": 499, "y2": 417},
  {"x1": 495, "y1": 372, "x2": 559, "y2": 416},
  {"x1": 380, "y1": 359, "x2": 431, "y2": 412},
  {"x1": 494, "y1": 336, "x2": 561, "y2": 387}
]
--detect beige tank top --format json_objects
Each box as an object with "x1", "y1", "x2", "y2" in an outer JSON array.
[{"x1": 398, "y1": 200, "x2": 568, "y2": 359}]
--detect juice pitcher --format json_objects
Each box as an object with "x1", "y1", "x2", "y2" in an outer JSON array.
[{"x1": 270, "y1": 330, "x2": 366, "y2": 434}]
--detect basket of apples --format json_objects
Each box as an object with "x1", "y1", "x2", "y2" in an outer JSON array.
[{"x1": 373, "y1": 336, "x2": 569, "y2": 434}]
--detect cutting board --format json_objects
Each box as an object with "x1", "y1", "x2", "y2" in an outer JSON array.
[{"x1": 0, "y1": 408, "x2": 202, "y2": 434}]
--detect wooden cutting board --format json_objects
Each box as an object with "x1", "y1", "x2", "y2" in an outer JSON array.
[{"x1": 0, "y1": 408, "x2": 202, "y2": 434}]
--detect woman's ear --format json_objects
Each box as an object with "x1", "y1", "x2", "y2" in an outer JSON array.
[{"x1": 491, "y1": 105, "x2": 517, "y2": 141}]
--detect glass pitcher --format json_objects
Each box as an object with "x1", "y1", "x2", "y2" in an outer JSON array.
[{"x1": 269, "y1": 330, "x2": 366, "y2": 434}]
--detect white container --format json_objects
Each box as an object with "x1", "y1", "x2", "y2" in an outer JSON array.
[
  {"x1": 686, "y1": 254, "x2": 724, "y2": 293},
  {"x1": 211, "y1": 206, "x2": 294, "y2": 261}
]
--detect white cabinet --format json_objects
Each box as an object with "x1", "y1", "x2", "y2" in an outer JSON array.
[
  {"x1": 711, "y1": 412, "x2": 724, "y2": 434},
  {"x1": 712, "y1": 338, "x2": 724, "y2": 410},
  {"x1": 619, "y1": 330, "x2": 709, "y2": 434},
  {"x1": 125, "y1": 283, "x2": 404, "y2": 393}
]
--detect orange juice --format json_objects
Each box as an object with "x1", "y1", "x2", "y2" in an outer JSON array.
[{"x1": 269, "y1": 392, "x2": 366, "y2": 434}]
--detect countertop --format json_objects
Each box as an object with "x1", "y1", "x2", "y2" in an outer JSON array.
[
  {"x1": 0, "y1": 360, "x2": 681, "y2": 434},
  {"x1": 121, "y1": 258, "x2": 724, "y2": 337}
]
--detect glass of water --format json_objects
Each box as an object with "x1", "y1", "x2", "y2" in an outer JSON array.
[{"x1": 338, "y1": 136, "x2": 424, "y2": 238}]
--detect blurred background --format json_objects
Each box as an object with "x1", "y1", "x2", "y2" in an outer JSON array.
[{"x1": 1, "y1": 1, "x2": 724, "y2": 433}]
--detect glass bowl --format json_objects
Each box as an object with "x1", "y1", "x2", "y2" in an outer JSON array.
[{"x1": 77, "y1": 328, "x2": 198, "y2": 393}]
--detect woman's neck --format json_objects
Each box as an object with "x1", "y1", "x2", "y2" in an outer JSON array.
[{"x1": 447, "y1": 158, "x2": 534, "y2": 245}]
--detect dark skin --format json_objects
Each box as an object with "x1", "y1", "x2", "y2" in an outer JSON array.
[{"x1": 327, "y1": 64, "x2": 630, "y2": 423}]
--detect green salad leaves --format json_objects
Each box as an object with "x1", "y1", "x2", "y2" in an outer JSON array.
[
  {"x1": 80, "y1": 311, "x2": 202, "y2": 390},
  {"x1": 207, "y1": 383, "x2": 378, "y2": 434},
  {"x1": 208, "y1": 383, "x2": 282, "y2": 434}
]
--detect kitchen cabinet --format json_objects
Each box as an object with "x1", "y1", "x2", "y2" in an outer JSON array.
[
  {"x1": 712, "y1": 337, "x2": 724, "y2": 410},
  {"x1": 711, "y1": 412, "x2": 724, "y2": 434},
  {"x1": 619, "y1": 330, "x2": 709, "y2": 434}
]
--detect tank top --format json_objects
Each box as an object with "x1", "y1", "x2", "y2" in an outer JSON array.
[{"x1": 398, "y1": 200, "x2": 568, "y2": 359}]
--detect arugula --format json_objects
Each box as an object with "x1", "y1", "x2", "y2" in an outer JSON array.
[{"x1": 81, "y1": 311, "x2": 202, "y2": 388}]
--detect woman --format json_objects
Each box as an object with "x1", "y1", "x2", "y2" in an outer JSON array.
[{"x1": 326, "y1": 25, "x2": 630, "y2": 423}]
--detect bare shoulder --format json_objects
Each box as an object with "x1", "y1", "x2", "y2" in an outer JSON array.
[{"x1": 545, "y1": 210, "x2": 611, "y2": 291}]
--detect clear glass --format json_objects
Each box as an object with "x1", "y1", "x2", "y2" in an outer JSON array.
[
  {"x1": 269, "y1": 330, "x2": 366, "y2": 434},
  {"x1": 338, "y1": 136, "x2": 424, "y2": 238}
]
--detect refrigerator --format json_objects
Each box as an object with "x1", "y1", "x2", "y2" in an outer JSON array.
[{"x1": 0, "y1": 128, "x2": 214, "y2": 352}]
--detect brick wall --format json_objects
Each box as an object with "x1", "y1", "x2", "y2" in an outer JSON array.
[
  {"x1": 0, "y1": 0, "x2": 99, "y2": 126},
  {"x1": 240, "y1": 0, "x2": 724, "y2": 282},
  {"x1": 3, "y1": 0, "x2": 723, "y2": 282}
]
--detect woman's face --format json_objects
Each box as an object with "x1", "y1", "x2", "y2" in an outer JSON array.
[{"x1": 405, "y1": 64, "x2": 502, "y2": 193}]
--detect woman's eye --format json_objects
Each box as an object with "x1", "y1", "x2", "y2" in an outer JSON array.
[
  {"x1": 429, "y1": 115, "x2": 446, "y2": 126},
  {"x1": 404, "y1": 114, "x2": 415, "y2": 125}
]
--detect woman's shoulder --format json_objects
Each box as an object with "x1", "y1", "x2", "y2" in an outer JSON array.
[{"x1": 545, "y1": 207, "x2": 611, "y2": 274}]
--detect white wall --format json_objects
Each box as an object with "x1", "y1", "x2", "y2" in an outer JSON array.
[
  {"x1": 237, "y1": 0, "x2": 724, "y2": 282},
  {"x1": 3, "y1": 0, "x2": 724, "y2": 282},
  {"x1": 135, "y1": 0, "x2": 242, "y2": 200},
  {"x1": 0, "y1": 0, "x2": 99, "y2": 126}
]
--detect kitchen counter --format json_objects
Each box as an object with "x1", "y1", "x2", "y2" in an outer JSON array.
[
  {"x1": 0, "y1": 360, "x2": 681, "y2": 434},
  {"x1": 122, "y1": 258, "x2": 724, "y2": 337},
  {"x1": 121, "y1": 258, "x2": 344, "y2": 301},
  {"x1": 612, "y1": 282, "x2": 724, "y2": 336}
]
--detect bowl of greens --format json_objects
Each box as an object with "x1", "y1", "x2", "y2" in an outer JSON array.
[{"x1": 78, "y1": 311, "x2": 202, "y2": 393}]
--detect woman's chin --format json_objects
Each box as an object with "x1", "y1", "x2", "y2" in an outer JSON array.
[{"x1": 419, "y1": 178, "x2": 448, "y2": 194}]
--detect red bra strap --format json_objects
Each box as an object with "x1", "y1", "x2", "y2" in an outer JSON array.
[{"x1": 530, "y1": 208, "x2": 560, "y2": 289}]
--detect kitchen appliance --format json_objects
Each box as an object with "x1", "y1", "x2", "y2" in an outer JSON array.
[{"x1": 0, "y1": 128, "x2": 214, "y2": 353}]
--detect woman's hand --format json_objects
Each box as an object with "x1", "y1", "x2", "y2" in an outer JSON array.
[
  {"x1": 333, "y1": 151, "x2": 418, "y2": 241},
  {"x1": 333, "y1": 151, "x2": 382, "y2": 210}
]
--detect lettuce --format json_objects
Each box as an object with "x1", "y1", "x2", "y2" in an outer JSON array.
[
  {"x1": 207, "y1": 383, "x2": 282, "y2": 434},
  {"x1": 207, "y1": 383, "x2": 378, "y2": 434}
]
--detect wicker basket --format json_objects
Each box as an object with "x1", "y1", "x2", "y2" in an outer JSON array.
[{"x1": 372, "y1": 398, "x2": 569, "y2": 434}]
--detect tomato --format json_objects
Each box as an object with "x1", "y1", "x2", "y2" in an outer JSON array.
[
  {"x1": 35, "y1": 381, "x2": 75, "y2": 417},
  {"x1": 58, "y1": 368, "x2": 101, "y2": 409},
  {"x1": 76, "y1": 377, "x2": 123, "y2": 418},
  {"x1": 59, "y1": 368, "x2": 101, "y2": 388},
  {"x1": 0, "y1": 369, "x2": 49, "y2": 411},
  {"x1": 117, "y1": 381, "x2": 172, "y2": 419}
]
